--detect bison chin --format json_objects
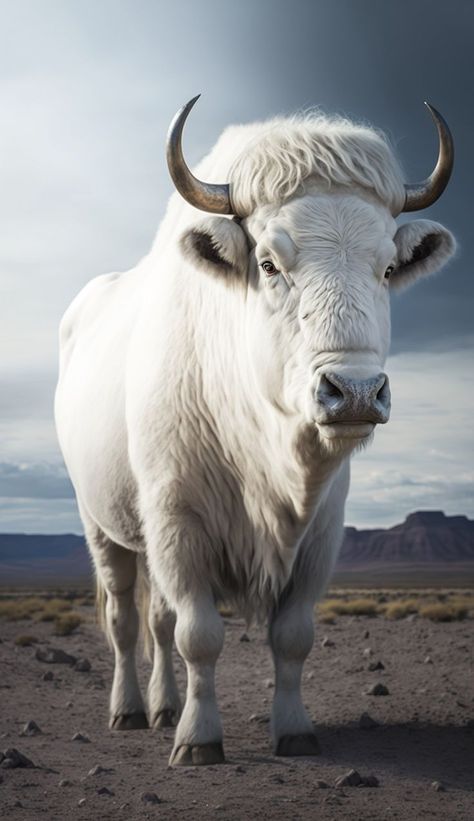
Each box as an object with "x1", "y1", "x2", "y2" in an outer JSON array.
[{"x1": 316, "y1": 420, "x2": 376, "y2": 454}]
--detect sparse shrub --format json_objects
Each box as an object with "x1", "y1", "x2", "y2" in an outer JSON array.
[
  {"x1": 0, "y1": 598, "x2": 45, "y2": 621},
  {"x1": 317, "y1": 600, "x2": 338, "y2": 622},
  {"x1": 448, "y1": 596, "x2": 474, "y2": 616},
  {"x1": 73, "y1": 595, "x2": 94, "y2": 607},
  {"x1": 53, "y1": 613, "x2": 82, "y2": 635},
  {"x1": 14, "y1": 634, "x2": 39, "y2": 646},
  {"x1": 331, "y1": 598, "x2": 378, "y2": 617},
  {"x1": 317, "y1": 597, "x2": 379, "y2": 618},
  {"x1": 382, "y1": 599, "x2": 419, "y2": 620},
  {"x1": 38, "y1": 599, "x2": 73, "y2": 622},
  {"x1": 419, "y1": 603, "x2": 467, "y2": 622}
]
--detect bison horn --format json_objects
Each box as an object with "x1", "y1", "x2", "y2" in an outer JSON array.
[
  {"x1": 166, "y1": 95, "x2": 234, "y2": 214},
  {"x1": 403, "y1": 103, "x2": 454, "y2": 212}
]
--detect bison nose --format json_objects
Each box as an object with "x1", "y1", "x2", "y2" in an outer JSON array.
[{"x1": 315, "y1": 371, "x2": 391, "y2": 424}]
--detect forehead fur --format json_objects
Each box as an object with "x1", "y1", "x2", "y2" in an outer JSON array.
[{"x1": 221, "y1": 112, "x2": 405, "y2": 217}]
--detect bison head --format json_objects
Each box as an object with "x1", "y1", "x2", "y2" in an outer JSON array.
[{"x1": 173, "y1": 98, "x2": 456, "y2": 450}]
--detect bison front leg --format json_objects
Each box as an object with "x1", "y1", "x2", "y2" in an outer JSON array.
[
  {"x1": 169, "y1": 595, "x2": 225, "y2": 766},
  {"x1": 269, "y1": 600, "x2": 319, "y2": 756}
]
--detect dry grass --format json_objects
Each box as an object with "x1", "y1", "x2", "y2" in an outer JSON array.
[
  {"x1": 14, "y1": 634, "x2": 39, "y2": 646},
  {"x1": 318, "y1": 589, "x2": 474, "y2": 623},
  {"x1": 419, "y1": 603, "x2": 468, "y2": 622},
  {"x1": 381, "y1": 599, "x2": 420, "y2": 620},
  {"x1": 0, "y1": 598, "x2": 46, "y2": 621},
  {"x1": 53, "y1": 613, "x2": 82, "y2": 636},
  {"x1": 0, "y1": 595, "x2": 87, "y2": 638},
  {"x1": 317, "y1": 597, "x2": 378, "y2": 620},
  {"x1": 37, "y1": 599, "x2": 73, "y2": 622}
]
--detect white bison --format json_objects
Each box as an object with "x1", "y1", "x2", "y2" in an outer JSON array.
[{"x1": 55, "y1": 97, "x2": 455, "y2": 765}]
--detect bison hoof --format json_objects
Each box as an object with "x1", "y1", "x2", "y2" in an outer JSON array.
[
  {"x1": 170, "y1": 741, "x2": 225, "y2": 767},
  {"x1": 151, "y1": 709, "x2": 179, "y2": 729},
  {"x1": 110, "y1": 712, "x2": 149, "y2": 731},
  {"x1": 275, "y1": 733, "x2": 320, "y2": 757}
]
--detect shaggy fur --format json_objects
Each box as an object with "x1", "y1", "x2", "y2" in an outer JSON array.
[{"x1": 55, "y1": 108, "x2": 455, "y2": 764}]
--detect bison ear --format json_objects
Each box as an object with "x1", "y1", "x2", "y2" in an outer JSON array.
[
  {"x1": 391, "y1": 219, "x2": 456, "y2": 290},
  {"x1": 180, "y1": 217, "x2": 249, "y2": 279}
]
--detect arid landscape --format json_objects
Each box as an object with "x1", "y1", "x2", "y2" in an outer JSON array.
[{"x1": 1, "y1": 588, "x2": 473, "y2": 820}]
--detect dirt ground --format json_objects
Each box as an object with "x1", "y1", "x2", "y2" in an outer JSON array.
[{"x1": 0, "y1": 602, "x2": 473, "y2": 820}]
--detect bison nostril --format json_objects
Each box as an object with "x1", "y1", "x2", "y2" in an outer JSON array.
[
  {"x1": 375, "y1": 374, "x2": 390, "y2": 408},
  {"x1": 319, "y1": 374, "x2": 345, "y2": 401}
]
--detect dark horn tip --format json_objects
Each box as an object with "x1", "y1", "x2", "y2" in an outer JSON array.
[{"x1": 184, "y1": 94, "x2": 201, "y2": 111}]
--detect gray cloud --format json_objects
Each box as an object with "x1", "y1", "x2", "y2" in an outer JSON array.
[{"x1": 0, "y1": 462, "x2": 74, "y2": 500}]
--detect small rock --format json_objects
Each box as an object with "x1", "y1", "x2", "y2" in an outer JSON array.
[
  {"x1": 363, "y1": 775, "x2": 379, "y2": 787},
  {"x1": 20, "y1": 720, "x2": 42, "y2": 737},
  {"x1": 13, "y1": 800, "x2": 23, "y2": 808},
  {"x1": 234, "y1": 764, "x2": 246, "y2": 773},
  {"x1": 432, "y1": 780, "x2": 446, "y2": 792},
  {"x1": 0, "y1": 748, "x2": 35, "y2": 769},
  {"x1": 35, "y1": 647, "x2": 76, "y2": 665},
  {"x1": 78, "y1": 798, "x2": 86, "y2": 807},
  {"x1": 97, "y1": 786, "x2": 114, "y2": 796},
  {"x1": 335, "y1": 768, "x2": 362, "y2": 788},
  {"x1": 66, "y1": 701, "x2": 73, "y2": 709},
  {"x1": 424, "y1": 655, "x2": 433, "y2": 664},
  {"x1": 363, "y1": 630, "x2": 370, "y2": 639},
  {"x1": 362, "y1": 647, "x2": 373, "y2": 657},
  {"x1": 316, "y1": 779, "x2": 329, "y2": 788},
  {"x1": 72, "y1": 732, "x2": 90, "y2": 743},
  {"x1": 248, "y1": 714, "x2": 269, "y2": 724},
  {"x1": 306, "y1": 671, "x2": 315, "y2": 680},
  {"x1": 141, "y1": 791, "x2": 161, "y2": 804},
  {"x1": 87, "y1": 764, "x2": 109, "y2": 777},
  {"x1": 321, "y1": 636, "x2": 335, "y2": 648},
  {"x1": 324, "y1": 792, "x2": 344, "y2": 805},
  {"x1": 264, "y1": 678, "x2": 274, "y2": 689},
  {"x1": 59, "y1": 778, "x2": 72, "y2": 787},
  {"x1": 368, "y1": 660, "x2": 385, "y2": 672},
  {"x1": 365, "y1": 682, "x2": 389, "y2": 696},
  {"x1": 239, "y1": 633, "x2": 250, "y2": 642},
  {"x1": 42, "y1": 671, "x2": 54, "y2": 681},
  {"x1": 75, "y1": 658, "x2": 91, "y2": 673},
  {"x1": 359, "y1": 712, "x2": 379, "y2": 730}
]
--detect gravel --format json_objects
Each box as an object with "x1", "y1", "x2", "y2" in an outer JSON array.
[
  {"x1": 74, "y1": 658, "x2": 91, "y2": 673},
  {"x1": 0, "y1": 748, "x2": 35, "y2": 769},
  {"x1": 365, "y1": 682, "x2": 390, "y2": 696},
  {"x1": 35, "y1": 648, "x2": 77, "y2": 665},
  {"x1": 141, "y1": 791, "x2": 161, "y2": 804},
  {"x1": 20, "y1": 720, "x2": 42, "y2": 736},
  {"x1": 359, "y1": 712, "x2": 380, "y2": 730}
]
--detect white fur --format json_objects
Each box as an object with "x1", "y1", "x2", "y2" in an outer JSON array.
[{"x1": 55, "y1": 110, "x2": 455, "y2": 760}]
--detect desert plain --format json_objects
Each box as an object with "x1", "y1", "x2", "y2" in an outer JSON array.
[{"x1": 0, "y1": 588, "x2": 473, "y2": 820}]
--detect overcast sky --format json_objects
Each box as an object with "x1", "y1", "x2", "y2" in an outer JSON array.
[{"x1": 1, "y1": 0, "x2": 473, "y2": 533}]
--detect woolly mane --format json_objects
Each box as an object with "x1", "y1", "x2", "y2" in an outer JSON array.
[{"x1": 198, "y1": 112, "x2": 406, "y2": 217}]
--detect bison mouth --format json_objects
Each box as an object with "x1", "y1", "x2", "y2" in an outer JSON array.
[{"x1": 317, "y1": 420, "x2": 376, "y2": 440}]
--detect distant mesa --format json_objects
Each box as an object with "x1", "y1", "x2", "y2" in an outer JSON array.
[
  {"x1": 0, "y1": 511, "x2": 473, "y2": 586},
  {"x1": 339, "y1": 510, "x2": 474, "y2": 566}
]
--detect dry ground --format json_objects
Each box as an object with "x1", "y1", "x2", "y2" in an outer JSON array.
[{"x1": 0, "y1": 591, "x2": 473, "y2": 820}]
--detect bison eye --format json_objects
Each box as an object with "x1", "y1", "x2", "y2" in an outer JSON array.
[
  {"x1": 260, "y1": 260, "x2": 279, "y2": 276},
  {"x1": 384, "y1": 265, "x2": 394, "y2": 280}
]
